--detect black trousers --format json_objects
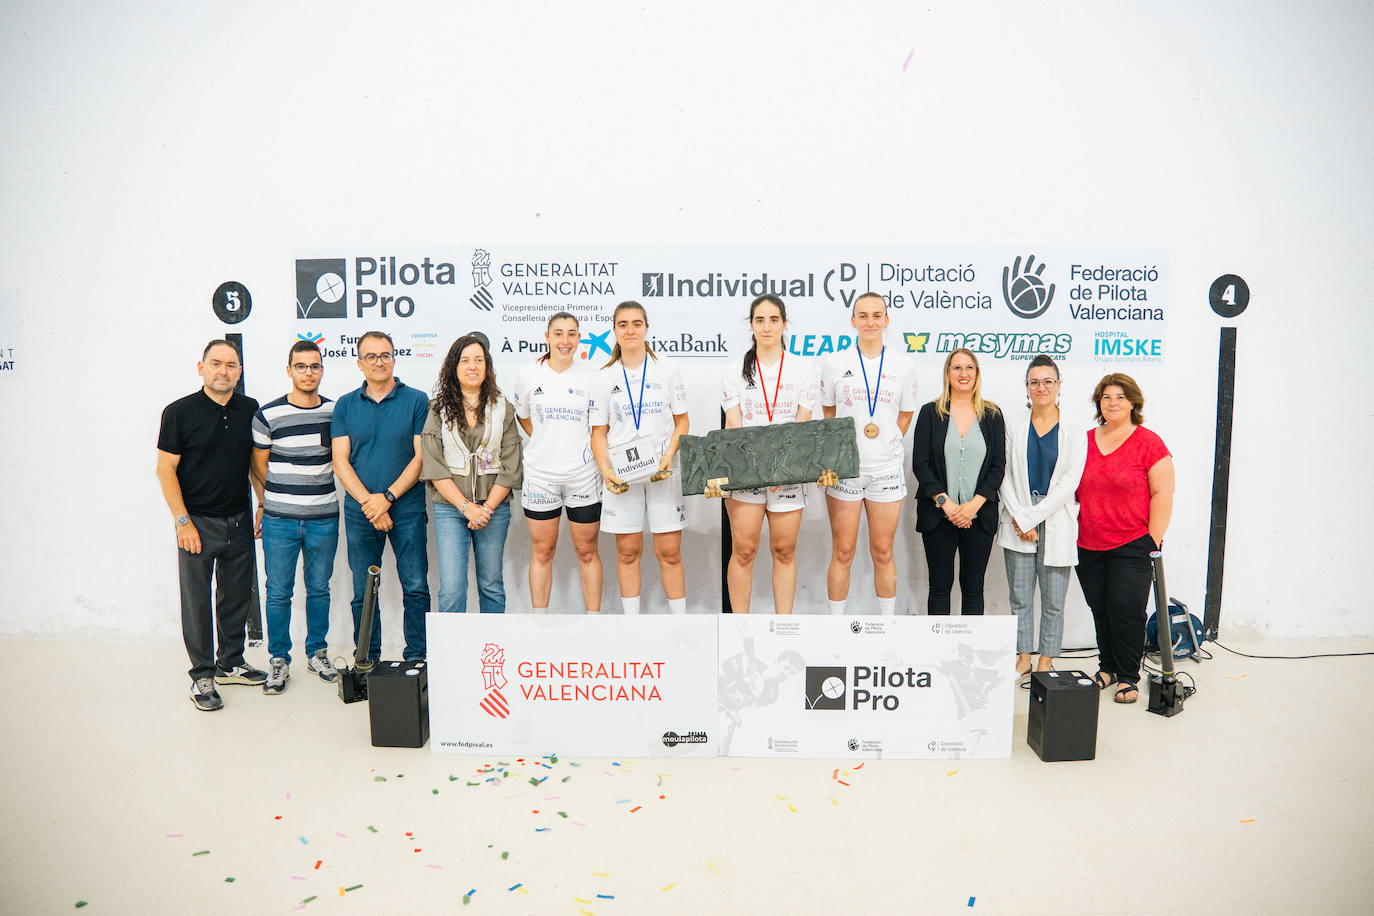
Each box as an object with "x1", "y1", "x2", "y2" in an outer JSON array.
[
  {"x1": 1076, "y1": 534, "x2": 1156, "y2": 686},
  {"x1": 178, "y1": 511, "x2": 254, "y2": 680},
  {"x1": 920, "y1": 517, "x2": 995, "y2": 616}
]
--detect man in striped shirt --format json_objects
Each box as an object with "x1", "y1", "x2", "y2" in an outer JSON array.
[{"x1": 251, "y1": 340, "x2": 341, "y2": 693}]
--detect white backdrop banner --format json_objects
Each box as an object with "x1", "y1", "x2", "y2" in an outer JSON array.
[
  {"x1": 427, "y1": 614, "x2": 718, "y2": 758},
  {"x1": 291, "y1": 246, "x2": 1170, "y2": 392},
  {"x1": 718, "y1": 616, "x2": 1016, "y2": 760}
]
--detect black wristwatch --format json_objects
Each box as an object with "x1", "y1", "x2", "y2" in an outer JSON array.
[
  {"x1": 383, "y1": 489, "x2": 397, "y2": 504},
  {"x1": 935, "y1": 495, "x2": 948, "y2": 508}
]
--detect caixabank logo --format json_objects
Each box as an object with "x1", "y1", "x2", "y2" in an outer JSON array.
[
  {"x1": 806, "y1": 664, "x2": 932, "y2": 711},
  {"x1": 478, "y1": 642, "x2": 510, "y2": 719},
  {"x1": 1002, "y1": 254, "x2": 1056, "y2": 319}
]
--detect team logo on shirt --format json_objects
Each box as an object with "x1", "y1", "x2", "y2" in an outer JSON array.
[{"x1": 532, "y1": 386, "x2": 543, "y2": 395}]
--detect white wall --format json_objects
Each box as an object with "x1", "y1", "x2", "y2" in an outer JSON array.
[{"x1": 2, "y1": 0, "x2": 1371, "y2": 645}]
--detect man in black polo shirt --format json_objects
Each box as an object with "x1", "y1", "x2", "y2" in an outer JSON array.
[{"x1": 156, "y1": 339, "x2": 268, "y2": 710}]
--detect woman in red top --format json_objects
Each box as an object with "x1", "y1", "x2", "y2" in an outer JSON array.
[{"x1": 1075, "y1": 374, "x2": 1174, "y2": 704}]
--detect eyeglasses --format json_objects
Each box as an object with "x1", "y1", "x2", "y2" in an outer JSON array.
[
  {"x1": 291, "y1": 363, "x2": 324, "y2": 373},
  {"x1": 360, "y1": 352, "x2": 394, "y2": 364},
  {"x1": 1026, "y1": 379, "x2": 1059, "y2": 390}
]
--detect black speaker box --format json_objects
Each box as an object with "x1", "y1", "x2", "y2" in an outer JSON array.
[
  {"x1": 1027, "y1": 670, "x2": 1098, "y2": 762},
  {"x1": 368, "y1": 660, "x2": 429, "y2": 748}
]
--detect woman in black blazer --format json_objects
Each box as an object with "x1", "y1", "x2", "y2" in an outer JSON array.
[{"x1": 912, "y1": 348, "x2": 1005, "y2": 615}]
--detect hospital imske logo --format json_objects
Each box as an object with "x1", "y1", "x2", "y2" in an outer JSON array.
[{"x1": 806, "y1": 665, "x2": 932, "y2": 711}]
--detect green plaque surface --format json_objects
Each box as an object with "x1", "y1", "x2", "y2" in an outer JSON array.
[{"x1": 679, "y1": 417, "x2": 860, "y2": 496}]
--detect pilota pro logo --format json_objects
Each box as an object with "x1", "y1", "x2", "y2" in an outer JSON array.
[
  {"x1": 1002, "y1": 254, "x2": 1056, "y2": 319},
  {"x1": 478, "y1": 642, "x2": 510, "y2": 718},
  {"x1": 804, "y1": 666, "x2": 847, "y2": 710},
  {"x1": 296, "y1": 259, "x2": 347, "y2": 319}
]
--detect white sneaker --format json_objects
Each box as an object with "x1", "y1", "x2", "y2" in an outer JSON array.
[
  {"x1": 308, "y1": 650, "x2": 340, "y2": 683},
  {"x1": 263, "y1": 657, "x2": 289, "y2": 694}
]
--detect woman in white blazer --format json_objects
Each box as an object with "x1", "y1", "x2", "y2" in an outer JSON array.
[{"x1": 999, "y1": 355, "x2": 1086, "y2": 678}]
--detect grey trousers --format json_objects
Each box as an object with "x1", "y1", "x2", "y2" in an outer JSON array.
[
  {"x1": 1003, "y1": 495, "x2": 1071, "y2": 656},
  {"x1": 178, "y1": 511, "x2": 254, "y2": 680}
]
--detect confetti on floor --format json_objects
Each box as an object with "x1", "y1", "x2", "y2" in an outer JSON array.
[
  {"x1": 788, "y1": 804, "x2": 797, "y2": 812},
  {"x1": 596, "y1": 893, "x2": 615, "y2": 899},
  {"x1": 661, "y1": 883, "x2": 677, "y2": 892},
  {"x1": 192, "y1": 850, "x2": 210, "y2": 857},
  {"x1": 291, "y1": 875, "x2": 306, "y2": 881},
  {"x1": 630, "y1": 806, "x2": 642, "y2": 813},
  {"x1": 427, "y1": 864, "x2": 443, "y2": 870},
  {"x1": 314, "y1": 860, "x2": 322, "y2": 870},
  {"x1": 501, "y1": 851, "x2": 510, "y2": 860},
  {"x1": 508, "y1": 883, "x2": 522, "y2": 891},
  {"x1": 829, "y1": 798, "x2": 838, "y2": 806},
  {"x1": 166, "y1": 833, "x2": 182, "y2": 838},
  {"x1": 75, "y1": 903, "x2": 87, "y2": 909},
  {"x1": 592, "y1": 872, "x2": 609, "y2": 877},
  {"x1": 224, "y1": 877, "x2": 235, "y2": 883},
  {"x1": 373, "y1": 776, "x2": 387, "y2": 782},
  {"x1": 968, "y1": 896, "x2": 975, "y2": 907},
  {"x1": 302, "y1": 896, "x2": 317, "y2": 904},
  {"x1": 706, "y1": 860, "x2": 720, "y2": 873},
  {"x1": 948, "y1": 770, "x2": 958, "y2": 776},
  {"x1": 575, "y1": 897, "x2": 592, "y2": 904},
  {"x1": 1240, "y1": 818, "x2": 1255, "y2": 823},
  {"x1": 367, "y1": 825, "x2": 378, "y2": 833},
  {"x1": 903, "y1": 48, "x2": 914, "y2": 72},
  {"x1": 299, "y1": 837, "x2": 309, "y2": 844}
]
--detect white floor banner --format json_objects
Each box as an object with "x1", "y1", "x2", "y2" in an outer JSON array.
[
  {"x1": 717, "y1": 616, "x2": 1016, "y2": 759},
  {"x1": 427, "y1": 614, "x2": 718, "y2": 757}
]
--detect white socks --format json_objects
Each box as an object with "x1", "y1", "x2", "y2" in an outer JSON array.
[
  {"x1": 877, "y1": 596, "x2": 896, "y2": 616},
  {"x1": 828, "y1": 599, "x2": 847, "y2": 616},
  {"x1": 667, "y1": 597, "x2": 687, "y2": 615},
  {"x1": 621, "y1": 595, "x2": 641, "y2": 616},
  {"x1": 530, "y1": 606, "x2": 548, "y2": 614}
]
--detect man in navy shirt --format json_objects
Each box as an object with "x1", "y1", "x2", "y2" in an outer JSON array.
[
  {"x1": 331, "y1": 330, "x2": 431, "y2": 662},
  {"x1": 156, "y1": 339, "x2": 267, "y2": 711}
]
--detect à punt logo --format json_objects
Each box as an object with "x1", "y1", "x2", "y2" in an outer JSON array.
[{"x1": 479, "y1": 642, "x2": 510, "y2": 718}]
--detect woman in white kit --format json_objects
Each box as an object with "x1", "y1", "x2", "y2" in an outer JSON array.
[
  {"x1": 590, "y1": 301, "x2": 691, "y2": 615},
  {"x1": 820, "y1": 292, "x2": 919, "y2": 615},
  {"x1": 513, "y1": 312, "x2": 604, "y2": 613},
  {"x1": 719, "y1": 294, "x2": 819, "y2": 614}
]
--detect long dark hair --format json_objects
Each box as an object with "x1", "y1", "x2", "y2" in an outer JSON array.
[
  {"x1": 435, "y1": 335, "x2": 501, "y2": 431},
  {"x1": 537, "y1": 311, "x2": 579, "y2": 364},
  {"x1": 742, "y1": 294, "x2": 786, "y2": 385},
  {"x1": 604, "y1": 301, "x2": 656, "y2": 368}
]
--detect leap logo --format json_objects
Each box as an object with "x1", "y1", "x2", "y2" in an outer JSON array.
[
  {"x1": 296, "y1": 258, "x2": 347, "y2": 319},
  {"x1": 478, "y1": 642, "x2": 510, "y2": 719},
  {"x1": 1002, "y1": 254, "x2": 1056, "y2": 319},
  {"x1": 804, "y1": 666, "x2": 847, "y2": 710}
]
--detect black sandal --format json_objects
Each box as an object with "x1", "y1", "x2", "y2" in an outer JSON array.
[
  {"x1": 1094, "y1": 671, "x2": 1115, "y2": 691},
  {"x1": 1113, "y1": 683, "x2": 1139, "y2": 704}
]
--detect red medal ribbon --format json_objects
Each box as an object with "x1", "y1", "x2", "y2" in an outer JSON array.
[{"x1": 755, "y1": 351, "x2": 785, "y2": 423}]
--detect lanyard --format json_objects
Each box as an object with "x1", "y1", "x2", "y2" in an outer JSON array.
[
  {"x1": 859, "y1": 346, "x2": 885, "y2": 419},
  {"x1": 621, "y1": 360, "x2": 648, "y2": 431},
  {"x1": 755, "y1": 351, "x2": 784, "y2": 423}
]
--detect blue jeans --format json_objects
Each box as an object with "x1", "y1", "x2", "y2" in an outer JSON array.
[
  {"x1": 344, "y1": 506, "x2": 430, "y2": 660},
  {"x1": 261, "y1": 513, "x2": 339, "y2": 663},
  {"x1": 433, "y1": 500, "x2": 511, "y2": 613}
]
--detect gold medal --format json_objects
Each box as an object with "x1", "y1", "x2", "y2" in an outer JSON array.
[{"x1": 864, "y1": 422, "x2": 879, "y2": 439}]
